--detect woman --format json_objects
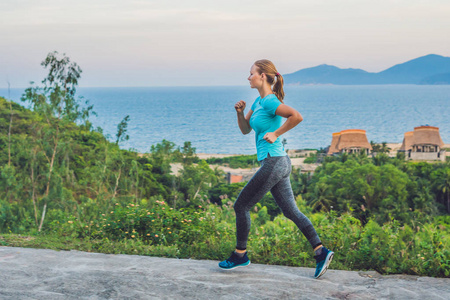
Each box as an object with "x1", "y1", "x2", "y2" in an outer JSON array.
[{"x1": 218, "y1": 59, "x2": 334, "y2": 279}]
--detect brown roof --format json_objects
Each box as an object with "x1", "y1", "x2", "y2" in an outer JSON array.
[
  {"x1": 327, "y1": 132, "x2": 341, "y2": 155},
  {"x1": 412, "y1": 126, "x2": 444, "y2": 147},
  {"x1": 399, "y1": 131, "x2": 414, "y2": 151},
  {"x1": 336, "y1": 129, "x2": 372, "y2": 151}
]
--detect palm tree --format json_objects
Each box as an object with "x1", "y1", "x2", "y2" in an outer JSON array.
[
  {"x1": 380, "y1": 142, "x2": 392, "y2": 154},
  {"x1": 370, "y1": 141, "x2": 381, "y2": 153},
  {"x1": 298, "y1": 172, "x2": 310, "y2": 194},
  {"x1": 309, "y1": 181, "x2": 333, "y2": 212},
  {"x1": 370, "y1": 141, "x2": 391, "y2": 155}
]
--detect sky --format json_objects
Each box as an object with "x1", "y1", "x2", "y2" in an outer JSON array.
[{"x1": 1, "y1": 0, "x2": 449, "y2": 88}]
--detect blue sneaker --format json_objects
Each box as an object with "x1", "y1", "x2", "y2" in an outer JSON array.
[
  {"x1": 219, "y1": 251, "x2": 251, "y2": 270},
  {"x1": 314, "y1": 247, "x2": 334, "y2": 279}
]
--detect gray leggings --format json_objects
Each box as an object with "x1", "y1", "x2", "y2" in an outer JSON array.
[{"x1": 234, "y1": 154, "x2": 322, "y2": 250}]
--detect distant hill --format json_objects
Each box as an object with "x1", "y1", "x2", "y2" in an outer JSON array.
[
  {"x1": 419, "y1": 72, "x2": 450, "y2": 85},
  {"x1": 284, "y1": 54, "x2": 450, "y2": 85}
]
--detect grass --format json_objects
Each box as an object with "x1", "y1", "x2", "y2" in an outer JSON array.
[{"x1": 0, "y1": 233, "x2": 180, "y2": 257}]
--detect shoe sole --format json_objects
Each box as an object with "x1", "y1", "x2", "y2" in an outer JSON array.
[
  {"x1": 219, "y1": 261, "x2": 251, "y2": 270},
  {"x1": 315, "y1": 252, "x2": 334, "y2": 279}
]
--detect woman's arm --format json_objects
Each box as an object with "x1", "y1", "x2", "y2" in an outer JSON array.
[
  {"x1": 263, "y1": 104, "x2": 303, "y2": 143},
  {"x1": 235, "y1": 100, "x2": 253, "y2": 135}
]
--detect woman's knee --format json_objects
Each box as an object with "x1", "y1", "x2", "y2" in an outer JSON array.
[
  {"x1": 281, "y1": 205, "x2": 303, "y2": 221},
  {"x1": 282, "y1": 210, "x2": 295, "y2": 221},
  {"x1": 233, "y1": 200, "x2": 243, "y2": 212},
  {"x1": 233, "y1": 198, "x2": 250, "y2": 213}
]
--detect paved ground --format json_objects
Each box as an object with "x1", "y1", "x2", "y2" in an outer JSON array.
[{"x1": 1, "y1": 246, "x2": 449, "y2": 300}]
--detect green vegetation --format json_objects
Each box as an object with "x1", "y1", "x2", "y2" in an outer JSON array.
[
  {"x1": 0, "y1": 52, "x2": 223, "y2": 233},
  {"x1": 298, "y1": 153, "x2": 450, "y2": 223},
  {"x1": 370, "y1": 141, "x2": 392, "y2": 154},
  {"x1": 206, "y1": 154, "x2": 258, "y2": 169},
  {"x1": 0, "y1": 52, "x2": 449, "y2": 278},
  {"x1": 1, "y1": 199, "x2": 448, "y2": 277},
  {"x1": 303, "y1": 151, "x2": 318, "y2": 164}
]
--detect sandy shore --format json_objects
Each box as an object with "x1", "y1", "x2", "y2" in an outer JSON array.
[{"x1": 196, "y1": 153, "x2": 242, "y2": 160}]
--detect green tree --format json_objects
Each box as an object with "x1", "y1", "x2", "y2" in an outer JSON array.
[
  {"x1": 308, "y1": 179, "x2": 333, "y2": 212},
  {"x1": 373, "y1": 153, "x2": 390, "y2": 166},
  {"x1": 291, "y1": 170, "x2": 310, "y2": 195},
  {"x1": 371, "y1": 141, "x2": 391, "y2": 154},
  {"x1": 431, "y1": 167, "x2": 450, "y2": 213},
  {"x1": 116, "y1": 115, "x2": 130, "y2": 145},
  {"x1": 20, "y1": 51, "x2": 93, "y2": 231},
  {"x1": 181, "y1": 141, "x2": 197, "y2": 166}
]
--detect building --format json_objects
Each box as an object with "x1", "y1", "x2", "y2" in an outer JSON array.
[
  {"x1": 327, "y1": 132, "x2": 341, "y2": 155},
  {"x1": 327, "y1": 129, "x2": 372, "y2": 155},
  {"x1": 226, "y1": 171, "x2": 256, "y2": 184},
  {"x1": 399, "y1": 126, "x2": 446, "y2": 161}
]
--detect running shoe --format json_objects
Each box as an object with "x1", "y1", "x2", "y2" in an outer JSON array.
[
  {"x1": 219, "y1": 251, "x2": 251, "y2": 270},
  {"x1": 314, "y1": 247, "x2": 334, "y2": 279}
]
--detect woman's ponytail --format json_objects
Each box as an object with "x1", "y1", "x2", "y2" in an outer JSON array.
[{"x1": 273, "y1": 73, "x2": 285, "y2": 103}]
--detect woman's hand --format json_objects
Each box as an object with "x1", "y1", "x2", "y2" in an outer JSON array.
[
  {"x1": 263, "y1": 132, "x2": 279, "y2": 144},
  {"x1": 236, "y1": 101, "x2": 253, "y2": 135},
  {"x1": 235, "y1": 100, "x2": 246, "y2": 113}
]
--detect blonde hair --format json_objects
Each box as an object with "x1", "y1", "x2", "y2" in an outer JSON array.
[{"x1": 254, "y1": 59, "x2": 285, "y2": 102}]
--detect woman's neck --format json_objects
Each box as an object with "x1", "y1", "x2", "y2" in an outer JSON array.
[{"x1": 257, "y1": 84, "x2": 273, "y2": 99}]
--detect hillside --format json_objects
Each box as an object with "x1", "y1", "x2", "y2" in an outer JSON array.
[{"x1": 284, "y1": 54, "x2": 450, "y2": 85}]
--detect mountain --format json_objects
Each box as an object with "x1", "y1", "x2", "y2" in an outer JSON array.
[
  {"x1": 419, "y1": 72, "x2": 450, "y2": 85},
  {"x1": 282, "y1": 64, "x2": 375, "y2": 85},
  {"x1": 283, "y1": 54, "x2": 450, "y2": 85}
]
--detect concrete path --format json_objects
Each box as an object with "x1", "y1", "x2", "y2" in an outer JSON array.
[{"x1": 1, "y1": 246, "x2": 449, "y2": 300}]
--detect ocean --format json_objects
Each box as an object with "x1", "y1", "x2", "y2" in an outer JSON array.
[{"x1": 2, "y1": 85, "x2": 450, "y2": 154}]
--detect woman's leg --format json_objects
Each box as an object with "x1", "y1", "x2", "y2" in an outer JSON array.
[
  {"x1": 271, "y1": 174, "x2": 334, "y2": 278},
  {"x1": 234, "y1": 156, "x2": 288, "y2": 250},
  {"x1": 270, "y1": 164, "x2": 322, "y2": 249}
]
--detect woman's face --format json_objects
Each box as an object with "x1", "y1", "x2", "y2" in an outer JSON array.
[{"x1": 248, "y1": 64, "x2": 263, "y2": 89}]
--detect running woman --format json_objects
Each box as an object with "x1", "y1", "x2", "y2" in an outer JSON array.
[{"x1": 218, "y1": 59, "x2": 334, "y2": 279}]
